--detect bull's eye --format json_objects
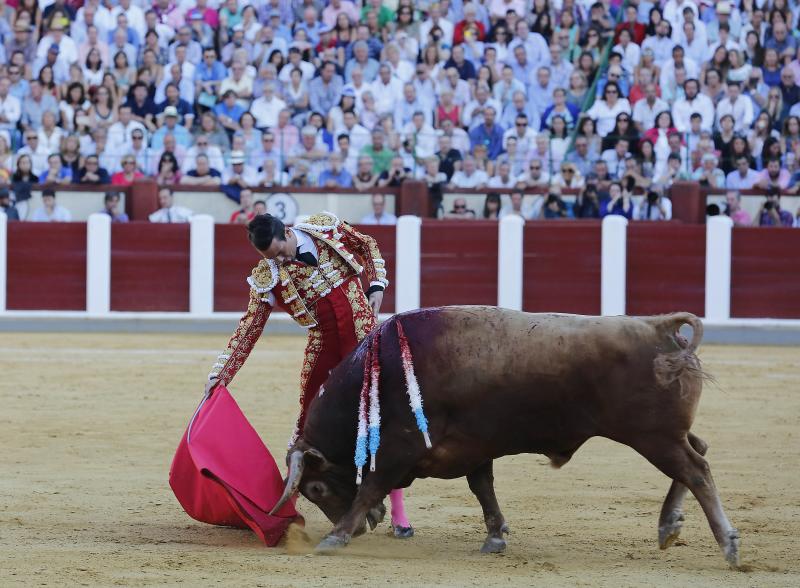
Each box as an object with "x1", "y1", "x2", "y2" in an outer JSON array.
[{"x1": 303, "y1": 481, "x2": 329, "y2": 501}]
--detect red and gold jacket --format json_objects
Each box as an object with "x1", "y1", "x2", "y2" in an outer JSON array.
[{"x1": 208, "y1": 212, "x2": 388, "y2": 385}]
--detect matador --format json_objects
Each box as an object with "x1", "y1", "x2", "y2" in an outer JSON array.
[{"x1": 206, "y1": 211, "x2": 414, "y2": 537}]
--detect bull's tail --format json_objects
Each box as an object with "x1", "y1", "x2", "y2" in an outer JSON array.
[
  {"x1": 650, "y1": 313, "x2": 712, "y2": 391},
  {"x1": 659, "y1": 312, "x2": 704, "y2": 353}
]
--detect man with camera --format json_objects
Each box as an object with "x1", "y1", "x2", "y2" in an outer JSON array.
[
  {"x1": 637, "y1": 189, "x2": 673, "y2": 221},
  {"x1": 754, "y1": 188, "x2": 794, "y2": 227},
  {"x1": 377, "y1": 156, "x2": 411, "y2": 187}
]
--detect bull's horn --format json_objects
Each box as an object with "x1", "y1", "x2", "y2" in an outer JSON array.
[{"x1": 269, "y1": 449, "x2": 304, "y2": 515}]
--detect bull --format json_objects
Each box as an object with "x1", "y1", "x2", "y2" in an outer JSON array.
[{"x1": 270, "y1": 307, "x2": 740, "y2": 568}]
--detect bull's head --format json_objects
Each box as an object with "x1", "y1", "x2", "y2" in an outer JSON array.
[{"x1": 270, "y1": 441, "x2": 358, "y2": 524}]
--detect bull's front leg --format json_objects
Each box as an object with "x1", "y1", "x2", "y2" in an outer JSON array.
[
  {"x1": 316, "y1": 480, "x2": 388, "y2": 553},
  {"x1": 467, "y1": 460, "x2": 509, "y2": 553}
]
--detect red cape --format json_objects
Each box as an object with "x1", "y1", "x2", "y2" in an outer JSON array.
[{"x1": 169, "y1": 386, "x2": 299, "y2": 546}]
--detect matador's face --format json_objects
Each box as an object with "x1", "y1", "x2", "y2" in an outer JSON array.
[{"x1": 257, "y1": 227, "x2": 298, "y2": 264}]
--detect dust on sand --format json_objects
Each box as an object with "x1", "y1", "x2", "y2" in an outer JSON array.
[{"x1": 0, "y1": 333, "x2": 798, "y2": 587}]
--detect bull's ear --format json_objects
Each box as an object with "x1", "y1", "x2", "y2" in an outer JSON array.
[{"x1": 303, "y1": 447, "x2": 330, "y2": 471}]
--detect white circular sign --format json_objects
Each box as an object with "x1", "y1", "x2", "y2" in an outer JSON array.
[{"x1": 265, "y1": 193, "x2": 299, "y2": 224}]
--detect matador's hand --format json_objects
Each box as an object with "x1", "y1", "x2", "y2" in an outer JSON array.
[
  {"x1": 204, "y1": 376, "x2": 220, "y2": 397},
  {"x1": 368, "y1": 290, "x2": 384, "y2": 317}
]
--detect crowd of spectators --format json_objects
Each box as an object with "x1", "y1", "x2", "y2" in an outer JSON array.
[{"x1": 0, "y1": 0, "x2": 800, "y2": 226}]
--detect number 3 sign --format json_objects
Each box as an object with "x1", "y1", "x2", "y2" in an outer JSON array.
[{"x1": 265, "y1": 193, "x2": 299, "y2": 224}]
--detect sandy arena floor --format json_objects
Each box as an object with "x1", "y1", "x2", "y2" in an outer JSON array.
[{"x1": 1, "y1": 332, "x2": 798, "y2": 587}]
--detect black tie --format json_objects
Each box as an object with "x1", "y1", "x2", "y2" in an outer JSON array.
[{"x1": 295, "y1": 249, "x2": 318, "y2": 266}]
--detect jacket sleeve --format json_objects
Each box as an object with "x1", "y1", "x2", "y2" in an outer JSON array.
[
  {"x1": 208, "y1": 288, "x2": 273, "y2": 386},
  {"x1": 338, "y1": 221, "x2": 389, "y2": 293}
]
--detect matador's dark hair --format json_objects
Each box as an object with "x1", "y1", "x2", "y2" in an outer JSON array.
[{"x1": 248, "y1": 214, "x2": 286, "y2": 251}]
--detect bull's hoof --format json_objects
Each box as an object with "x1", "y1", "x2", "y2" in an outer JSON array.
[
  {"x1": 724, "y1": 529, "x2": 741, "y2": 569},
  {"x1": 658, "y1": 510, "x2": 685, "y2": 549},
  {"x1": 481, "y1": 537, "x2": 507, "y2": 554},
  {"x1": 391, "y1": 525, "x2": 415, "y2": 539},
  {"x1": 315, "y1": 534, "x2": 350, "y2": 554},
  {"x1": 367, "y1": 503, "x2": 386, "y2": 531}
]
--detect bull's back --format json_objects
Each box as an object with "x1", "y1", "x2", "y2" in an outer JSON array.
[{"x1": 397, "y1": 307, "x2": 703, "y2": 458}]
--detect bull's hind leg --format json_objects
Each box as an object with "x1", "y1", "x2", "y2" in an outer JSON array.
[
  {"x1": 658, "y1": 432, "x2": 709, "y2": 549},
  {"x1": 467, "y1": 460, "x2": 509, "y2": 553},
  {"x1": 635, "y1": 436, "x2": 740, "y2": 568}
]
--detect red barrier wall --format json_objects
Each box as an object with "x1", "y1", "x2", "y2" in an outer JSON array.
[
  {"x1": 731, "y1": 228, "x2": 800, "y2": 318},
  {"x1": 110, "y1": 223, "x2": 190, "y2": 311},
  {"x1": 214, "y1": 224, "x2": 261, "y2": 312},
  {"x1": 421, "y1": 220, "x2": 498, "y2": 307},
  {"x1": 523, "y1": 221, "x2": 601, "y2": 314},
  {"x1": 626, "y1": 223, "x2": 705, "y2": 316},
  {"x1": 353, "y1": 224, "x2": 396, "y2": 314},
  {"x1": 6, "y1": 223, "x2": 87, "y2": 310}
]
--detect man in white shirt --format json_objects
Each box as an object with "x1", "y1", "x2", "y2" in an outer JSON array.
[
  {"x1": 507, "y1": 20, "x2": 548, "y2": 68},
  {"x1": 449, "y1": 156, "x2": 488, "y2": 188},
  {"x1": 30, "y1": 189, "x2": 72, "y2": 222},
  {"x1": 462, "y1": 83, "x2": 502, "y2": 131},
  {"x1": 250, "y1": 82, "x2": 286, "y2": 129},
  {"x1": 642, "y1": 20, "x2": 676, "y2": 63},
  {"x1": 107, "y1": 105, "x2": 146, "y2": 157},
  {"x1": 659, "y1": 45, "x2": 699, "y2": 92},
  {"x1": 502, "y1": 114, "x2": 536, "y2": 154},
  {"x1": 403, "y1": 112, "x2": 437, "y2": 160},
  {"x1": 36, "y1": 21, "x2": 79, "y2": 65},
  {"x1": 725, "y1": 155, "x2": 760, "y2": 189},
  {"x1": 487, "y1": 160, "x2": 516, "y2": 188},
  {"x1": 148, "y1": 187, "x2": 193, "y2": 223},
  {"x1": 338, "y1": 109, "x2": 371, "y2": 153},
  {"x1": 360, "y1": 193, "x2": 397, "y2": 225},
  {"x1": 663, "y1": 0, "x2": 698, "y2": 33},
  {"x1": 17, "y1": 130, "x2": 50, "y2": 176},
  {"x1": 671, "y1": 79, "x2": 715, "y2": 132},
  {"x1": 676, "y1": 20, "x2": 707, "y2": 64},
  {"x1": 419, "y1": 3, "x2": 454, "y2": 48},
  {"x1": 110, "y1": 0, "x2": 146, "y2": 40},
  {"x1": 633, "y1": 83, "x2": 669, "y2": 133},
  {"x1": 0, "y1": 76, "x2": 21, "y2": 136},
  {"x1": 369, "y1": 63, "x2": 404, "y2": 116},
  {"x1": 715, "y1": 82, "x2": 754, "y2": 133},
  {"x1": 181, "y1": 134, "x2": 225, "y2": 174}
]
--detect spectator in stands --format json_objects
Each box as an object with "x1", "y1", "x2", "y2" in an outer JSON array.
[
  {"x1": 482, "y1": 193, "x2": 501, "y2": 220},
  {"x1": 445, "y1": 196, "x2": 477, "y2": 220},
  {"x1": 724, "y1": 191, "x2": 752, "y2": 226},
  {"x1": 40, "y1": 153, "x2": 73, "y2": 184},
  {"x1": 726, "y1": 155, "x2": 760, "y2": 190},
  {"x1": 692, "y1": 153, "x2": 726, "y2": 189},
  {"x1": 500, "y1": 190, "x2": 527, "y2": 219},
  {"x1": 77, "y1": 154, "x2": 111, "y2": 184},
  {"x1": 600, "y1": 181, "x2": 635, "y2": 219},
  {"x1": 100, "y1": 192, "x2": 129, "y2": 223},
  {"x1": 151, "y1": 106, "x2": 192, "y2": 149},
  {"x1": 360, "y1": 129, "x2": 394, "y2": 176},
  {"x1": 155, "y1": 151, "x2": 181, "y2": 185},
  {"x1": 353, "y1": 155, "x2": 379, "y2": 191},
  {"x1": 149, "y1": 187, "x2": 193, "y2": 223},
  {"x1": 587, "y1": 81, "x2": 631, "y2": 137},
  {"x1": 30, "y1": 188, "x2": 72, "y2": 222},
  {"x1": 573, "y1": 183, "x2": 601, "y2": 218},
  {"x1": 754, "y1": 188, "x2": 794, "y2": 227},
  {"x1": 229, "y1": 188, "x2": 255, "y2": 224},
  {"x1": 360, "y1": 193, "x2": 397, "y2": 225},
  {"x1": 637, "y1": 189, "x2": 673, "y2": 221},
  {"x1": 450, "y1": 155, "x2": 488, "y2": 189},
  {"x1": 469, "y1": 105, "x2": 505, "y2": 160},
  {"x1": 318, "y1": 151, "x2": 352, "y2": 188},
  {"x1": 552, "y1": 162, "x2": 584, "y2": 189},
  {"x1": 0, "y1": 76, "x2": 21, "y2": 137},
  {"x1": 487, "y1": 160, "x2": 516, "y2": 188},
  {"x1": 0, "y1": 188, "x2": 20, "y2": 221},
  {"x1": 111, "y1": 154, "x2": 144, "y2": 186},
  {"x1": 221, "y1": 150, "x2": 258, "y2": 201},
  {"x1": 182, "y1": 153, "x2": 222, "y2": 186},
  {"x1": 755, "y1": 158, "x2": 791, "y2": 191},
  {"x1": 377, "y1": 156, "x2": 411, "y2": 187},
  {"x1": 517, "y1": 159, "x2": 550, "y2": 188}
]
